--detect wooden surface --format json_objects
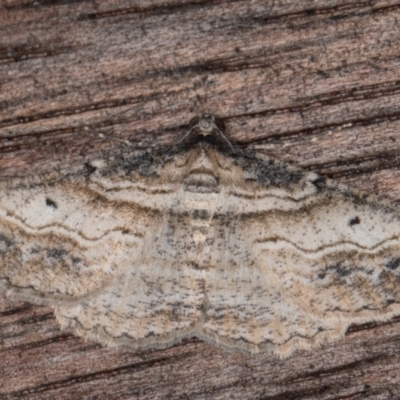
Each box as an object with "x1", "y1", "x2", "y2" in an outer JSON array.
[{"x1": 2, "y1": 1, "x2": 400, "y2": 399}]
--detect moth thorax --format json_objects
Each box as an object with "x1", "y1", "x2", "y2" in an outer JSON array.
[{"x1": 183, "y1": 172, "x2": 219, "y2": 193}]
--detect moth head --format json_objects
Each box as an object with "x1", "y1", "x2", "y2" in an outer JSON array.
[
  {"x1": 178, "y1": 113, "x2": 235, "y2": 154},
  {"x1": 189, "y1": 113, "x2": 226, "y2": 136}
]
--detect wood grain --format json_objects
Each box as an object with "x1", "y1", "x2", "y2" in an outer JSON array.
[{"x1": 1, "y1": 1, "x2": 400, "y2": 399}]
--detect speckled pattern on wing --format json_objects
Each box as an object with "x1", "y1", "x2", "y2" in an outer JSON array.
[{"x1": 1, "y1": 114, "x2": 400, "y2": 357}]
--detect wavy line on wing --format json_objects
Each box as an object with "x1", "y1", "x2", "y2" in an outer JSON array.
[
  {"x1": 255, "y1": 236, "x2": 400, "y2": 257},
  {"x1": 89, "y1": 178, "x2": 176, "y2": 195},
  {"x1": 229, "y1": 188, "x2": 319, "y2": 201},
  {"x1": 93, "y1": 180, "x2": 315, "y2": 202},
  {"x1": 90, "y1": 175, "x2": 319, "y2": 202},
  {"x1": 0, "y1": 212, "x2": 143, "y2": 247}
]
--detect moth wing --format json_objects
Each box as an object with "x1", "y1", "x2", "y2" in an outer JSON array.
[
  {"x1": 202, "y1": 155, "x2": 400, "y2": 356},
  {"x1": 53, "y1": 256, "x2": 205, "y2": 349},
  {"x1": 0, "y1": 153, "x2": 171, "y2": 303},
  {"x1": 0, "y1": 177, "x2": 136, "y2": 304},
  {"x1": 0, "y1": 155, "x2": 206, "y2": 348}
]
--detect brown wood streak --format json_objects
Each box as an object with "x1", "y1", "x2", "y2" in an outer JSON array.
[{"x1": 1, "y1": 0, "x2": 400, "y2": 399}]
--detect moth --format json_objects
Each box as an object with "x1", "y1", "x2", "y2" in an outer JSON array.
[{"x1": 1, "y1": 113, "x2": 400, "y2": 358}]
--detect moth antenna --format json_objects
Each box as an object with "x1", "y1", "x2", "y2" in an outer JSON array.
[
  {"x1": 211, "y1": 121, "x2": 241, "y2": 155},
  {"x1": 83, "y1": 126, "x2": 133, "y2": 147},
  {"x1": 174, "y1": 114, "x2": 242, "y2": 155},
  {"x1": 173, "y1": 124, "x2": 198, "y2": 150}
]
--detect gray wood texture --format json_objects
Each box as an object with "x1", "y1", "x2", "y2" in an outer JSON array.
[{"x1": 1, "y1": 1, "x2": 400, "y2": 399}]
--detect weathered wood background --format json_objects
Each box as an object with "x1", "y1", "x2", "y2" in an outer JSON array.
[{"x1": 1, "y1": 1, "x2": 400, "y2": 399}]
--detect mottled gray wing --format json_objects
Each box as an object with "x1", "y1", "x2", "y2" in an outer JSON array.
[
  {"x1": 200, "y1": 151, "x2": 400, "y2": 357},
  {"x1": 4, "y1": 131, "x2": 400, "y2": 357},
  {"x1": 0, "y1": 151, "x2": 205, "y2": 349}
]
